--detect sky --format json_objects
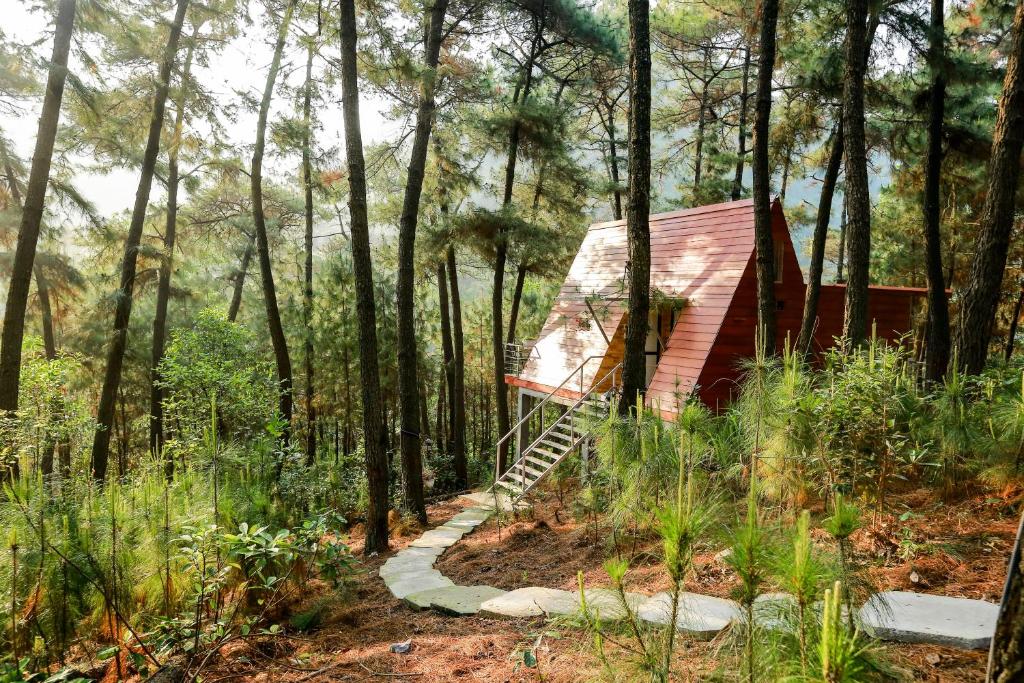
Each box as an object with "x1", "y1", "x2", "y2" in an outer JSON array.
[{"x1": 2, "y1": 0, "x2": 402, "y2": 220}]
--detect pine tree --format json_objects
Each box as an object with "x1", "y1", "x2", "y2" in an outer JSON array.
[
  {"x1": 841, "y1": 0, "x2": 872, "y2": 347},
  {"x1": 751, "y1": 0, "x2": 779, "y2": 355},
  {"x1": 339, "y1": 0, "x2": 390, "y2": 552},
  {"x1": 619, "y1": 0, "x2": 651, "y2": 416},
  {"x1": 954, "y1": 0, "x2": 1024, "y2": 374},
  {"x1": 395, "y1": 0, "x2": 450, "y2": 523},
  {"x1": 923, "y1": 0, "x2": 951, "y2": 381},
  {"x1": 0, "y1": 0, "x2": 76, "y2": 482},
  {"x1": 90, "y1": 0, "x2": 190, "y2": 482},
  {"x1": 250, "y1": 0, "x2": 297, "y2": 453}
]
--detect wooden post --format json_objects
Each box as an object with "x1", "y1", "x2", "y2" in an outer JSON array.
[{"x1": 516, "y1": 392, "x2": 528, "y2": 458}]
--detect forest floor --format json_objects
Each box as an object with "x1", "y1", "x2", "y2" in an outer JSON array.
[{"x1": 195, "y1": 486, "x2": 1019, "y2": 683}]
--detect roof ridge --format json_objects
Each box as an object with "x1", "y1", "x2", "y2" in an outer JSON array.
[{"x1": 589, "y1": 199, "x2": 755, "y2": 230}]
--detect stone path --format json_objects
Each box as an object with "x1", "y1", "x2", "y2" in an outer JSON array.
[{"x1": 379, "y1": 495, "x2": 1000, "y2": 651}]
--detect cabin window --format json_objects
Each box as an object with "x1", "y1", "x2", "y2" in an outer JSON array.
[{"x1": 774, "y1": 242, "x2": 784, "y2": 283}]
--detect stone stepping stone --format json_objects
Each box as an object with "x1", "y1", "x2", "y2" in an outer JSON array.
[
  {"x1": 638, "y1": 592, "x2": 743, "y2": 639},
  {"x1": 577, "y1": 588, "x2": 647, "y2": 622},
  {"x1": 395, "y1": 545, "x2": 446, "y2": 559},
  {"x1": 478, "y1": 587, "x2": 579, "y2": 618},
  {"x1": 859, "y1": 591, "x2": 998, "y2": 650},
  {"x1": 379, "y1": 559, "x2": 436, "y2": 580},
  {"x1": 383, "y1": 566, "x2": 446, "y2": 587},
  {"x1": 443, "y1": 519, "x2": 483, "y2": 530},
  {"x1": 385, "y1": 571, "x2": 454, "y2": 599},
  {"x1": 405, "y1": 584, "x2": 508, "y2": 615},
  {"x1": 451, "y1": 508, "x2": 493, "y2": 522},
  {"x1": 411, "y1": 526, "x2": 465, "y2": 548}
]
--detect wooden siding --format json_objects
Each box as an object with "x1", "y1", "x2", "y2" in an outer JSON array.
[{"x1": 652, "y1": 201, "x2": 803, "y2": 414}]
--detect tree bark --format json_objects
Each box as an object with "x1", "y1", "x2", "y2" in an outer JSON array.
[
  {"x1": 618, "y1": 0, "x2": 651, "y2": 416},
  {"x1": 340, "y1": 0, "x2": 390, "y2": 553},
  {"x1": 1006, "y1": 279, "x2": 1024, "y2": 362},
  {"x1": 226, "y1": 236, "x2": 254, "y2": 323},
  {"x1": 447, "y1": 246, "x2": 468, "y2": 489},
  {"x1": 836, "y1": 196, "x2": 847, "y2": 283},
  {"x1": 35, "y1": 265, "x2": 59, "y2": 479},
  {"x1": 751, "y1": 0, "x2": 779, "y2": 356},
  {"x1": 90, "y1": 0, "x2": 189, "y2": 483},
  {"x1": 954, "y1": 0, "x2": 1024, "y2": 375},
  {"x1": 693, "y1": 50, "x2": 711, "y2": 198},
  {"x1": 301, "y1": 42, "x2": 317, "y2": 466},
  {"x1": 731, "y1": 44, "x2": 751, "y2": 201},
  {"x1": 438, "y1": 261, "x2": 456, "y2": 452},
  {"x1": 841, "y1": 0, "x2": 872, "y2": 348},
  {"x1": 0, "y1": 0, "x2": 76, "y2": 482},
  {"x1": 988, "y1": 510, "x2": 1024, "y2": 682},
  {"x1": 505, "y1": 264, "x2": 527, "y2": 346},
  {"x1": 923, "y1": 0, "x2": 951, "y2": 382},
  {"x1": 605, "y1": 98, "x2": 623, "y2": 220},
  {"x1": 797, "y1": 124, "x2": 844, "y2": 356},
  {"x1": 251, "y1": 0, "x2": 296, "y2": 452},
  {"x1": 493, "y1": 29, "x2": 541, "y2": 472},
  {"x1": 151, "y1": 29, "x2": 196, "y2": 474},
  {"x1": 396, "y1": 0, "x2": 448, "y2": 522}
]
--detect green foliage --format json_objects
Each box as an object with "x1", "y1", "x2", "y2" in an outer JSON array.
[{"x1": 158, "y1": 308, "x2": 278, "y2": 447}]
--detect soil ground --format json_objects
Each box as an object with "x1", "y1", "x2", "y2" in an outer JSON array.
[{"x1": 195, "y1": 487, "x2": 1018, "y2": 683}]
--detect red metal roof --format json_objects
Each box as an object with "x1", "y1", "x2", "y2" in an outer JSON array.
[{"x1": 516, "y1": 199, "x2": 757, "y2": 401}]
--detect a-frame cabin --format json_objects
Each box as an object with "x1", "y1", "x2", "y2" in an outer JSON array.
[{"x1": 491, "y1": 199, "x2": 926, "y2": 501}]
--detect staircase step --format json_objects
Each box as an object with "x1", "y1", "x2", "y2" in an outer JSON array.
[
  {"x1": 537, "y1": 439, "x2": 570, "y2": 453},
  {"x1": 509, "y1": 462, "x2": 547, "y2": 480},
  {"x1": 532, "y1": 446, "x2": 568, "y2": 462},
  {"x1": 523, "y1": 455, "x2": 555, "y2": 470},
  {"x1": 546, "y1": 428, "x2": 575, "y2": 442}
]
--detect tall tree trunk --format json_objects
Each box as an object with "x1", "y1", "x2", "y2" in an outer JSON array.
[
  {"x1": 227, "y1": 236, "x2": 254, "y2": 322},
  {"x1": 90, "y1": 0, "x2": 189, "y2": 483},
  {"x1": 836, "y1": 196, "x2": 847, "y2": 283},
  {"x1": 4, "y1": 139, "x2": 61, "y2": 480},
  {"x1": 438, "y1": 261, "x2": 456, "y2": 452},
  {"x1": 493, "y1": 32, "x2": 541, "y2": 472},
  {"x1": 340, "y1": 0, "x2": 390, "y2": 553},
  {"x1": 447, "y1": 246, "x2": 468, "y2": 489},
  {"x1": 954, "y1": 0, "x2": 1024, "y2": 375},
  {"x1": 606, "y1": 98, "x2": 623, "y2": 220},
  {"x1": 251, "y1": 0, "x2": 296, "y2": 452},
  {"x1": 693, "y1": 50, "x2": 710, "y2": 199},
  {"x1": 751, "y1": 0, "x2": 779, "y2": 356},
  {"x1": 395, "y1": 0, "x2": 449, "y2": 522},
  {"x1": 1006, "y1": 277, "x2": 1024, "y2": 362},
  {"x1": 0, "y1": 0, "x2": 76, "y2": 482},
  {"x1": 35, "y1": 265, "x2": 59, "y2": 479},
  {"x1": 151, "y1": 30, "x2": 196, "y2": 474},
  {"x1": 505, "y1": 265, "x2": 527, "y2": 346},
  {"x1": 797, "y1": 124, "x2": 844, "y2": 356},
  {"x1": 301, "y1": 42, "x2": 317, "y2": 466},
  {"x1": 841, "y1": 0, "x2": 872, "y2": 348},
  {"x1": 731, "y1": 44, "x2": 751, "y2": 201},
  {"x1": 923, "y1": 0, "x2": 951, "y2": 382},
  {"x1": 435, "y1": 372, "x2": 445, "y2": 453},
  {"x1": 619, "y1": 0, "x2": 651, "y2": 416},
  {"x1": 988, "y1": 510, "x2": 1024, "y2": 682}
]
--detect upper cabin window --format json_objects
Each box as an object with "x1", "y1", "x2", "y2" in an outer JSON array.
[{"x1": 774, "y1": 242, "x2": 784, "y2": 283}]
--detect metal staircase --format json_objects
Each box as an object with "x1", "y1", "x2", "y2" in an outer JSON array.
[{"x1": 491, "y1": 361, "x2": 621, "y2": 503}]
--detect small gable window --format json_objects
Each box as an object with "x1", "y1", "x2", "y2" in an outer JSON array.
[{"x1": 774, "y1": 242, "x2": 784, "y2": 283}]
